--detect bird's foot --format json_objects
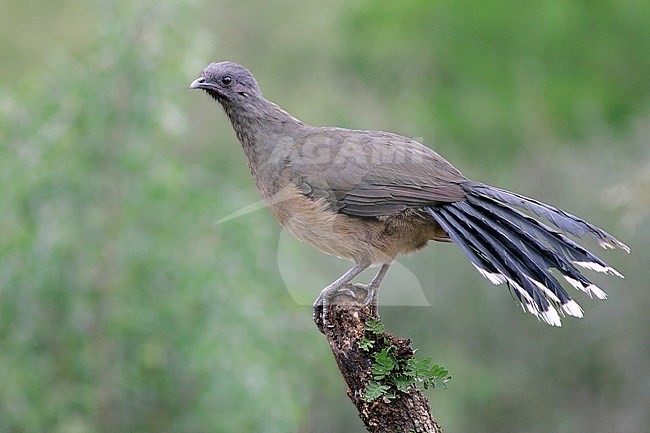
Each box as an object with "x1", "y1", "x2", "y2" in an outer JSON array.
[
  {"x1": 312, "y1": 264, "x2": 369, "y2": 330},
  {"x1": 352, "y1": 283, "x2": 381, "y2": 319},
  {"x1": 313, "y1": 285, "x2": 359, "y2": 329}
]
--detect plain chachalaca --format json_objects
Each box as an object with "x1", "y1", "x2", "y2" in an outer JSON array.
[{"x1": 190, "y1": 61, "x2": 629, "y2": 327}]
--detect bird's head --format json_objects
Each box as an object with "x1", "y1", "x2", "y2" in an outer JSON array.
[{"x1": 190, "y1": 61, "x2": 262, "y2": 103}]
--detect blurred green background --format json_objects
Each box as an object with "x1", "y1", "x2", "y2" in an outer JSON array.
[{"x1": 1, "y1": 0, "x2": 649, "y2": 432}]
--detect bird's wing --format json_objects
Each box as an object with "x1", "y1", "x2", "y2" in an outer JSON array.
[{"x1": 290, "y1": 128, "x2": 467, "y2": 217}]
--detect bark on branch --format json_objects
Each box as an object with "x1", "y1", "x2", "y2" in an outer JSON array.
[{"x1": 316, "y1": 285, "x2": 442, "y2": 433}]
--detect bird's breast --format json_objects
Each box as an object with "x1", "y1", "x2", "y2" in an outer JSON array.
[{"x1": 262, "y1": 182, "x2": 440, "y2": 265}]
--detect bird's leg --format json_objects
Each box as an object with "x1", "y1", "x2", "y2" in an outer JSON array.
[
  {"x1": 359, "y1": 263, "x2": 391, "y2": 317},
  {"x1": 314, "y1": 264, "x2": 369, "y2": 327}
]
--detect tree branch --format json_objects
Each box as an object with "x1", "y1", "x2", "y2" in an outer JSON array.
[{"x1": 316, "y1": 286, "x2": 442, "y2": 433}]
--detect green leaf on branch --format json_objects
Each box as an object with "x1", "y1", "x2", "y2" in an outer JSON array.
[
  {"x1": 364, "y1": 317, "x2": 385, "y2": 334},
  {"x1": 362, "y1": 381, "x2": 392, "y2": 402},
  {"x1": 371, "y1": 348, "x2": 397, "y2": 380},
  {"x1": 359, "y1": 336, "x2": 375, "y2": 351},
  {"x1": 361, "y1": 318, "x2": 452, "y2": 402}
]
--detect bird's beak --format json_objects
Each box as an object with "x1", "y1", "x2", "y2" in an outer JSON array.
[
  {"x1": 189, "y1": 77, "x2": 223, "y2": 98},
  {"x1": 189, "y1": 77, "x2": 207, "y2": 90}
]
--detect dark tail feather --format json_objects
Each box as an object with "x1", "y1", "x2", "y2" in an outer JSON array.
[
  {"x1": 426, "y1": 183, "x2": 628, "y2": 326},
  {"x1": 465, "y1": 182, "x2": 630, "y2": 253}
]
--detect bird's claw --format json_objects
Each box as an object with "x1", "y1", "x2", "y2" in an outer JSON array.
[
  {"x1": 313, "y1": 283, "x2": 381, "y2": 329},
  {"x1": 313, "y1": 285, "x2": 365, "y2": 328},
  {"x1": 353, "y1": 283, "x2": 380, "y2": 317},
  {"x1": 313, "y1": 287, "x2": 341, "y2": 329}
]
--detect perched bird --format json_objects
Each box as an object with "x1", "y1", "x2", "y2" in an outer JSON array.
[{"x1": 190, "y1": 61, "x2": 629, "y2": 327}]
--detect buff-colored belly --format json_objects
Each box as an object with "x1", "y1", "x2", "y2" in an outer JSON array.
[{"x1": 264, "y1": 183, "x2": 439, "y2": 265}]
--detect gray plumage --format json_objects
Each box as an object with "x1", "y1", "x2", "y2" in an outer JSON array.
[{"x1": 190, "y1": 61, "x2": 629, "y2": 327}]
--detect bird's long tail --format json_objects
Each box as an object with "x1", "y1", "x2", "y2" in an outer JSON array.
[{"x1": 426, "y1": 181, "x2": 629, "y2": 326}]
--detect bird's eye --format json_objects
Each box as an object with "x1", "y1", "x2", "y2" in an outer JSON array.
[{"x1": 221, "y1": 76, "x2": 232, "y2": 86}]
